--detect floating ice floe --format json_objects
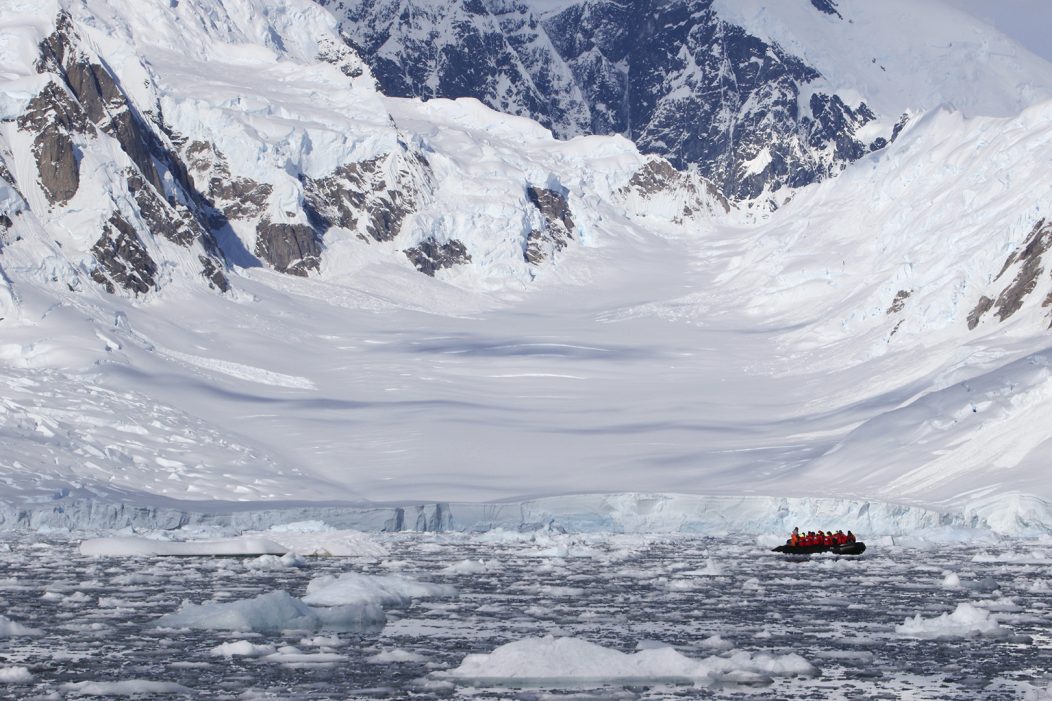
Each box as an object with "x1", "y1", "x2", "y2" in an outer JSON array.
[
  {"x1": 0, "y1": 614, "x2": 41, "y2": 637},
  {"x1": 303, "y1": 572, "x2": 455, "y2": 608},
  {"x1": 80, "y1": 536, "x2": 287, "y2": 557},
  {"x1": 210, "y1": 640, "x2": 277, "y2": 658},
  {"x1": 59, "y1": 680, "x2": 194, "y2": 696},
  {"x1": 895, "y1": 602, "x2": 1014, "y2": 640},
  {"x1": 437, "y1": 635, "x2": 818, "y2": 686},
  {"x1": 439, "y1": 559, "x2": 497, "y2": 575},
  {"x1": 971, "y1": 549, "x2": 1052, "y2": 565},
  {"x1": 244, "y1": 553, "x2": 306, "y2": 570},
  {"x1": 250, "y1": 526, "x2": 389, "y2": 558},
  {"x1": 155, "y1": 590, "x2": 385, "y2": 633},
  {"x1": 367, "y1": 648, "x2": 429, "y2": 664}
]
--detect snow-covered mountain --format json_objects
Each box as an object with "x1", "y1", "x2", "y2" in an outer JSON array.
[
  {"x1": 1, "y1": 0, "x2": 1052, "y2": 535},
  {"x1": 323, "y1": 0, "x2": 1052, "y2": 201}
]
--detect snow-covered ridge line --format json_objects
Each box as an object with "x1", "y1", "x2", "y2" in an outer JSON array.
[{"x1": 6, "y1": 492, "x2": 1050, "y2": 536}]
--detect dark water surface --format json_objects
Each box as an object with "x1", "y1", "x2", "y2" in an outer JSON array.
[{"x1": 1, "y1": 533, "x2": 1050, "y2": 699}]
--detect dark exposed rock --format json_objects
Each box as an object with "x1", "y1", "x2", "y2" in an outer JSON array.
[
  {"x1": 254, "y1": 220, "x2": 322, "y2": 276},
  {"x1": 524, "y1": 185, "x2": 574, "y2": 265},
  {"x1": 198, "y1": 255, "x2": 230, "y2": 292},
  {"x1": 36, "y1": 12, "x2": 169, "y2": 195},
  {"x1": 620, "y1": 158, "x2": 730, "y2": 218},
  {"x1": 968, "y1": 296, "x2": 993, "y2": 330},
  {"x1": 184, "y1": 141, "x2": 273, "y2": 223},
  {"x1": 810, "y1": 0, "x2": 842, "y2": 19},
  {"x1": 17, "y1": 81, "x2": 91, "y2": 206},
  {"x1": 969, "y1": 219, "x2": 1052, "y2": 329},
  {"x1": 404, "y1": 238, "x2": 472, "y2": 276},
  {"x1": 302, "y1": 151, "x2": 430, "y2": 242},
  {"x1": 90, "y1": 214, "x2": 158, "y2": 295},
  {"x1": 992, "y1": 221, "x2": 1052, "y2": 322},
  {"x1": 331, "y1": 0, "x2": 893, "y2": 200},
  {"x1": 316, "y1": 35, "x2": 366, "y2": 78},
  {"x1": 126, "y1": 171, "x2": 195, "y2": 247},
  {"x1": 887, "y1": 289, "x2": 912, "y2": 315}
]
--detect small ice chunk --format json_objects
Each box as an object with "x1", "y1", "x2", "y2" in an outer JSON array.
[
  {"x1": 210, "y1": 640, "x2": 277, "y2": 658},
  {"x1": 439, "y1": 559, "x2": 494, "y2": 575},
  {"x1": 942, "y1": 572, "x2": 961, "y2": 588},
  {"x1": 303, "y1": 572, "x2": 455, "y2": 608},
  {"x1": 0, "y1": 614, "x2": 41, "y2": 637},
  {"x1": 700, "y1": 635, "x2": 735, "y2": 651},
  {"x1": 155, "y1": 590, "x2": 385, "y2": 633},
  {"x1": 367, "y1": 649, "x2": 428, "y2": 664},
  {"x1": 896, "y1": 602, "x2": 1013, "y2": 640},
  {"x1": 0, "y1": 667, "x2": 32, "y2": 683},
  {"x1": 245, "y1": 553, "x2": 305, "y2": 570}
]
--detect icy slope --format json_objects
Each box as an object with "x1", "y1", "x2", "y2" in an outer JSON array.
[{"x1": 1, "y1": 0, "x2": 1052, "y2": 534}]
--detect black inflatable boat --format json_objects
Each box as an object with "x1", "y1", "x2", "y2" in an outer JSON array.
[{"x1": 772, "y1": 541, "x2": 866, "y2": 556}]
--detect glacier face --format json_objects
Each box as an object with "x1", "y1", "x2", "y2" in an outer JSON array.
[{"x1": 1, "y1": 0, "x2": 1052, "y2": 534}]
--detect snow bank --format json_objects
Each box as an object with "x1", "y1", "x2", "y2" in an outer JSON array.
[
  {"x1": 895, "y1": 602, "x2": 1013, "y2": 640},
  {"x1": 80, "y1": 536, "x2": 286, "y2": 557},
  {"x1": 155, "y1": 590, "x2": 385, "y2": 633},
  {"x1": 0, "y1": 614, "x2": 41, "y2": 637},
  {"x1": 59, "y1": 680, "x2": 193, "y2": 696},
  {"x1": 438, "y1": 635, "x2": 818, "y2": 685},
  {"x1": 303, "y1": 572, "x2": 455, "y2": 608}
]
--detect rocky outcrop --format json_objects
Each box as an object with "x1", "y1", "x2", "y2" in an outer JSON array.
[
  {"x1": 887, "y1": 289, "x2": 912, "y2": 315},
  {"x1": 125, "y1": 169, "x2": 229, "y2": 291},
  {"x1": 524, "y1": 186, "x2": 574, "y2": 265},
  {"x1": 302, "y1": 150, "x2": 431, "y2": 242},
  {"x1": 968, "y1": 220, "x2": 1052, "y2": 329},
  {"x1": 90, "y1": 214, "x2": 158, "y2": 295},
  {"x1": 254, "y1": 220, "x2": 322, "y2": 276},
  {"x1": 404, "y1": 238, "x2": 471, "y2": 276},
  {"x1": 36, "y1": 13, "x2": 169, "y2": 195},
  {"x1": 16, "y1": 81, "x2": 90, "y2": 206},
  {"x1": 183, "y1": 141, "x2": 272, "y2": 223},
  {"x1": 16, "y1": 13, "x2": 231, "y2": 295},
  {"x1": 810, "y1": 0, "x2": 842, "y2": 19},
  {"x1": 619, "y1": 158, "x2": 730, "y2": 221}
]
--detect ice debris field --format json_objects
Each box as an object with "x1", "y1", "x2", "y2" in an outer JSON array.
[{"x1": 0, "y1": 526, "x2": 1049, "y2": 699}]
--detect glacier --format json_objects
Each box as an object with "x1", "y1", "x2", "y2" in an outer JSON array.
[{"x1": 0, "y1": 0, "x2": 1051, "y2": 539}]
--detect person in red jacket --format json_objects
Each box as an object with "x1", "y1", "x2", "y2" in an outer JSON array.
[
  {"x1": 823, "y1": 531, "x2": 834, "y2": 547},
  {"x1": 846, "y1": 530, "x2": 856, "y2": 543}
]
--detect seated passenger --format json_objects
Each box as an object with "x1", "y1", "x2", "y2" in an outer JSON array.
[{"x1": 846, "y1": 530, "x2": 856, "y2": 543}]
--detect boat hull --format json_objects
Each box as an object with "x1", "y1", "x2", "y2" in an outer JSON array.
[{"x1": 772, "y1": 542, "x2": 866, "y2": 556}]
